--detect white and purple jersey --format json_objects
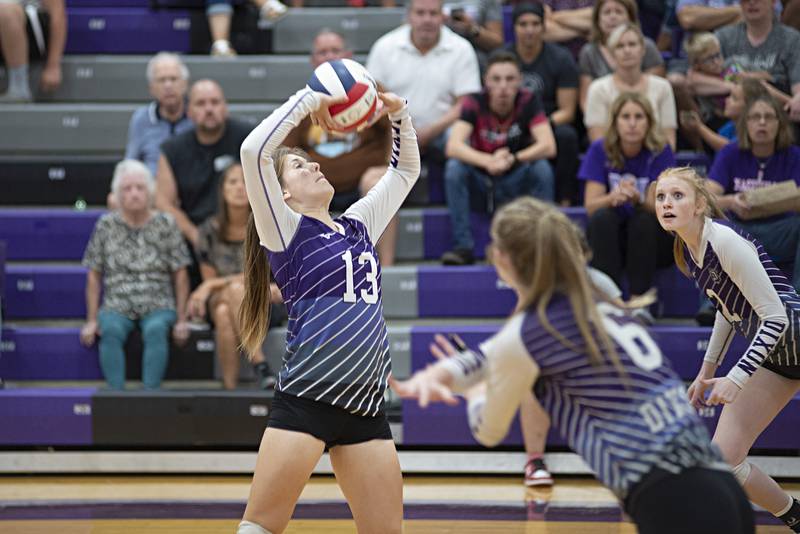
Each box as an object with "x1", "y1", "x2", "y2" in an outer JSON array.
[
  {"x1": 442, "y1": 295, "x2": 723, "y2": 499},
  {"x1": 240, "y1": 88, "x2": 420, "y2": 416},
  {"x1": 687, "y1": 219, "x2": 799, "y2": 385}
]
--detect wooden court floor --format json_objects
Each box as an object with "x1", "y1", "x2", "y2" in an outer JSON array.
[{"x1": 1, "y1": 475, "x2": 797, "y2": 533}]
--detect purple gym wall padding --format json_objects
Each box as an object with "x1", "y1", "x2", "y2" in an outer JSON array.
[
  {"x1": 4, "y1": 265, "x2": 87, "y2": 319},
  {"x1": 416, "y1": 266, "x2": 516, "y2": 317},
  {"x1": 65, "y1": 8, "x2": 192, "y2": 54},
  {"x1": 0, "y1": 388, "x2": 95, "y2": 445},
  {"x1": 0, "y1": 327, "x2": 102, "y2": 380},
  {"x1": 0, "y1": 208, "x2": 102, "y2": 261}
]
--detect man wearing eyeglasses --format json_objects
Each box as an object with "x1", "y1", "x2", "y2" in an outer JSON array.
[{"x1": 125, "y1": 53, "x2": 194, "y2": 177}]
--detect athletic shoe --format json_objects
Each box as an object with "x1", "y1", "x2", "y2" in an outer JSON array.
[
  {"x1": 0, "y1": 91, "x2": 32, "y2": 103},
  {"x1": 211, "y1": 39, "x2": 237, "y2": 58},
  {"x1": 440, "y1": 248, "x2": 474, "y2": 266},
  {"x1": 253, "y1": 362, "x2": 277, "y2": 390},
  {"x1": 525, "y1": 457, "x2": 553, "y2": 487},
  {"x1": 260, "y1": 0, "x2": 288, "y2": 22}
]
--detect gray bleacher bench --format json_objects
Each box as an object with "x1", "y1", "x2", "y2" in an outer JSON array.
[
  {"x1": 272, "y1": 7, "x2": 404, "y2": 53},
  {"x1": 0, "y1": 55, "x2": 363, "y2": 104},
  {"x1": 0, "y1": 103, "x2": 276, "y2": 154}
]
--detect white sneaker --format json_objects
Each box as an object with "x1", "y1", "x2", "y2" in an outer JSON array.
[
  {"x1": 525, "y1": 457, "x2": 554, "y2": 487},
  {"x1": 0, "y1": 91, "x2": 32, "y2": 103},
  {"x1": 260, "y1": 0, "x2": 288, "y2": 22},
  {"x1": 211, "y1": 39, "x2": 237, "y2": 58}
]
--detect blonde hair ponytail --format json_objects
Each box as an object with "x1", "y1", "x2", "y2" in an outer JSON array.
[{"x1": 492, "y1": 198, "x2": 621, "y2": 370}]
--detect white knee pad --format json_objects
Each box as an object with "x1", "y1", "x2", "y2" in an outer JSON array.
[
  {"x1": 732, "y1": 461, "x2": 752, "y2": 485},
  {"x1": 237, "y1": 520, "x2": 272, "y2": 534}
]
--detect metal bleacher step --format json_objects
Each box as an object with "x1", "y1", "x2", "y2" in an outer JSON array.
[
  {"x1": 0, "y1": 103, "x2": 276, "y2": 155},
  {"x1": 0, "y1": 55, "x2": 366, "y2": 104}
]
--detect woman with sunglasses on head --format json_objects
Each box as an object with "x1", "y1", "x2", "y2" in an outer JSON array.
[
  {"x1": 392, "y1": 196, "x2": 754, "y2": 534},
  {"x1": 654, "y1": 167, "x2": 800, "y2": 532}
]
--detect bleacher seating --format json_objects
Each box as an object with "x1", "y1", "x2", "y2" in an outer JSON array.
[
  {"x1": 0, "y1": 104, "x2": 275, "y2": 155},
  {"x1": 2, "y1": 1, "x2": 798, "y2": 460}
]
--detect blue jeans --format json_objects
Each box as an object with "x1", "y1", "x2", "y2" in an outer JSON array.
[
  {"x1": 206, "y1": 0, "x2": 233, "y2": 16},
  {"x1": 444, "y1": 158, "x2": 554, "y2": 250},
  {"x1": 736, "y1": 215, "x2": 800, "y2": 292},
  {"x1": 97, "y1": 309, "x2": 176, "y2": 390}
]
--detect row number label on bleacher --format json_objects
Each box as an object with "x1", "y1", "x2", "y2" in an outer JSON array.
[
  {"x1": 16, "y1": 279, "x2": 34, "y2": 292},
  {"x1": 0, "y1": 341, "x2": 15, "y2": 353},
  {"x1": 399, "y1": 279, "x2": 416, "y2": 292},
  {"x1": 405, "y1": 221, "x2": 422, "y2": 233},
  {"x1": 73, "y1": 404, "x2": 91, "y2": 416},
  {"x1": 62, "y1": 116, "x2": 80, "y2": 128},
  {"x1": 48, "y1": 167, "x2": 66, "y2": 180},
  {"x1": 249, "y1": 405, "x2": 268, "y2": 417},
  {"x1": 341, "y1": 18, "x2": 359, "y2": 30},
  {"x1": 248, "y1": 67, "x2": 267, "y2": 79},
  {"x1": 196, "y1": 339, "x2": 215, "y2": 352},
  {"x1": 88, "y1": 18, "x2": 106, "y2": 31},
  {"x1": 173, "y1": 18, "x2": 190, "y2": 31},
  {"x1": 696, "y1": 339, "x2": 709, "y2": 352},
  {"x1": 76, "y1": 67, "x2": 94, "y2": 79},
  {"x1": 391, "y1": 339, "x2": 410, "y2": 352}
]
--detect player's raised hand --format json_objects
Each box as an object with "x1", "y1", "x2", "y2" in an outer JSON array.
[
  {"x1": 702, "y1": 377, "x2": 741, "y2": 406},
  {"x1": 310, "y1": 93, "x2": 349, "y2": 132},
  {"x1": 356, "y1": 92, "x2": 406, "y2": 132},
  {"x1": 429, "y1": 333, "x2": 462, "y2": 360},
  {"x1": 388, "y1": 369, "x2": 459, "y2": 408}
]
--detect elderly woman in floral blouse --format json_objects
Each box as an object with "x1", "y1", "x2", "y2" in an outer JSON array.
[{"x1": 80, "y1": 159, "x2": 191, "y2": 390}]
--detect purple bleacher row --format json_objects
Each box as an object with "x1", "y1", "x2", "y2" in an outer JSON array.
[
  {"x1": 1, "y1": 383, "x2": 798, "y2": 448},
  {"x1": 405, "y1": 325, "x2": 799, "y2": 448},
  {"x1": 2, "y1": 262, "x2": 701, "y2": 319},
  {"x1": 65, "y1": 8, "x2": 195, "y2": 54},
  {"x1": 0, "y1": 324, "x2": 746, "y2": 383}
]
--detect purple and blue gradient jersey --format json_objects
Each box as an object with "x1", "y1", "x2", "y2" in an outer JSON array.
[
  {"x1": 241, "y1": 89, "x2": 420, "y2": 416},
  {"x1": 269, "y1": 215, "x2": 390, "y2": 416},
  {"x1": 687, "y1": 220, "x2": 799, "y2": 386},
  {"x1": 443, "y1": 295, "x2": 723, "y2": 498}
]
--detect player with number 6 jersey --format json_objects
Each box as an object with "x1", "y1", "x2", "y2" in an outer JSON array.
[
  {"x1": 234, "y1": 86, "x2": 418, "y2": 534},
  {"x1": 391, "y1": 197, "x2": 754, "y2": 534}
]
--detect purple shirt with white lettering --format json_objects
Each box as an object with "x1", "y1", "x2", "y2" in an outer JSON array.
[{"x1": 709, "y1": 143, "x2": 800, "y2": 221}]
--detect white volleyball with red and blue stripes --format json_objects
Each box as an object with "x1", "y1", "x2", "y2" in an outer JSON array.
[{"x1": 307, "y1": 58, "x2": 378, "y2": 132}]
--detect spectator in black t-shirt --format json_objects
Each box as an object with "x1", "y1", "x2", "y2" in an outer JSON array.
[
  {"x1": 507, "y1": 2, "x2": 580, "y2": 205},
  {"x1": 441, "y1": 50, "x2": 556, "y2": 266},
  {"x1": 155, "y1": 79, "x2": 251, "y2": 250}
]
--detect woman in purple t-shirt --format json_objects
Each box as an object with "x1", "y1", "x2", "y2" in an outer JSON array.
[
  {"x1": 707, "y1": 93, "x2": 800, "y2": 291},
  {"x1": 579, "y1": 92, "x2": 676, "y2": 307}
]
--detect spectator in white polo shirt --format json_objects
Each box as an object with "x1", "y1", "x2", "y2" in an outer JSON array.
[{"x1": 367, "y1": 0, "x2": 481, "y2": 163}]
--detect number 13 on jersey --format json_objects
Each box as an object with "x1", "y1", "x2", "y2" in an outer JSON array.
[{"x1": 341, "y1": 250, "x2": 379, "y2": 304}]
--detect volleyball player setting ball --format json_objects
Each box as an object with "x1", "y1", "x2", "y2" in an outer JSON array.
[
  {"x1": 655, "y1": 167, "x2": 800, "y2": 532},
  {"x1": 391, "y1": 196, "x2": 755, "y2": 534},
  {"x1": 234, "y1": 59, "x2": 419, "y2": 534}
]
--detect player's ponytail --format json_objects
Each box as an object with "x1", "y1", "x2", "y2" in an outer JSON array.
[
  {"x1": 656, "y1": 167, "x2": 726, "y2": 277},
  {"x1": 239, "y1": 214, "x2": 271, "y2": 360},
  {"x1": 491, "y1": 198, "x2": 621, "y2": 371}
]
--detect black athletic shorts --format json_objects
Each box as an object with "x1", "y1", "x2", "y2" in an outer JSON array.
[
  {"x1": 625, "y1": 466, "x2": 755, "y2": 534},
  {"x1": 24, "y1": 5, "x2": 49, "y2": 60},
  {"x1": 762, "y1": 359, "x2": 800, "y2": 380},
  {"x1": 267, "y1": 390, "x2": 392, "y2": 449}
]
